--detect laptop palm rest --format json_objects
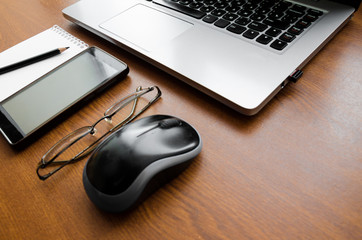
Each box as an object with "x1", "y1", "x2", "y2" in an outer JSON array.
[{"x1": 100, "y1": 4, "x2": 193, "y2": 51}]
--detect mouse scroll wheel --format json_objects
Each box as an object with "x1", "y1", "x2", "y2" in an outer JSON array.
[{"x1": 159, "y1": 118, "x2": 182, "y2": 129}]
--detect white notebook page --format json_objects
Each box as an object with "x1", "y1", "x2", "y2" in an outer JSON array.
[{"x1": 0, "y1": 25, "x2": 88, "y2": 101}]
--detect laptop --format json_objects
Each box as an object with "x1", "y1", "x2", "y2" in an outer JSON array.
[{"x1": 63, "y1": 0, "x2": 360, "y2": 115}]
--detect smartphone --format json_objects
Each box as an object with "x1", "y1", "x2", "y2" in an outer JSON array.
[{"x1": 0, "y1": 47, "x2": 129, "y2": 145}]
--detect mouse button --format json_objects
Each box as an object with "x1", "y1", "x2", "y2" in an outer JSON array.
[
  {"x1": 86, "y1": 136, "x2": 141, "y2": 195},
  {"x1": 123, "y1": 118, "x2": 162, "y2": 139},
  {"x1": 162, "y1": 126, "x2": 200, "y2": 151},
  {"x1": 158, "y1": 118, "x2": 182, "y2": 129},
  {"x1": 131, "y1": 125, "x2": 200, "y2": 158}
]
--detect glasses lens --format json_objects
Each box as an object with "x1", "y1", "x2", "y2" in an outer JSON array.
[
  {"x1": 74, "y1": 86, "x2": 161, "y2": 159},
  {"x1": 38, "y1": 86, "x2": 161, "y2": 180},
  {"x1": 105, "y1": 87, "x2": 149, "y2": 116},
  {"x1": 105, "y1": 86, "x2": 161, "y2": 127},
  {"x1": 40, "y1": 126, "x2": 92, "y2": 166}
]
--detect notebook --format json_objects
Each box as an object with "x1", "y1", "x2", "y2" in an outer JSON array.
[
  {"x1": 63, "y1": 0, "x2": 360, "y2": 115},
  {"x1": 0, "y1": 25, "x2": 88, "y2": 102}
]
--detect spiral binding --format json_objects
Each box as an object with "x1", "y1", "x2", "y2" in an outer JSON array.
[{"x1": 51, "y1": 25, "x2": 89, "y2": 49}]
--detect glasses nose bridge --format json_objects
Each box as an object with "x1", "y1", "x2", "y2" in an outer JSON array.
[
  {"x1": 90, "y1": 116, "x2": 109, "y2": 133},
  {"x1": 37, "y1": 86, "x2": 162, "y2": 180}
]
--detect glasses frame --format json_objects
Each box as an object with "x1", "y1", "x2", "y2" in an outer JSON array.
[{"x1": 37, "y1": 86, "x2": 161, "y2": 180}]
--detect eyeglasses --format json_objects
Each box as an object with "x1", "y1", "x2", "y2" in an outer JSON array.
[{"x1": 37, "y1": 86, "x2": 162, "y2": 180}]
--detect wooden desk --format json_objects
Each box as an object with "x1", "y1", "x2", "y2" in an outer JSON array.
[{"x1": 1, "y1": 0, "x2": 361, "y2": 239}]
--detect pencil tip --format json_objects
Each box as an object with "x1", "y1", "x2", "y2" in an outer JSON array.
[{"x1": 59, "y1": 47, "x2": 70, "y2": 53}]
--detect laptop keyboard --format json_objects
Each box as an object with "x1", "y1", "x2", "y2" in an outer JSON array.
[{"x1": 151, "y1": 0, "x2": 324, "y2": 51}]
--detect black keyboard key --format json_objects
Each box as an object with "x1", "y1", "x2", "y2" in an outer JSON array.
[
  {"x1": 308, "y1": 9, "x2": 323, "y2": 16},
  {"x1": 281, "y1": 15, "x2": 299, "y2": 23},
  {"x1": 259, "y1": 0, "x2": 276, "y2": 8},
  {"x1": 268, "y1": 10, "x2": 284, "y2": 19},
  {"x1": 303, "y1": 14, "x2": 318, "y2": 22},
  {"x1": 204, "y1": 0, "x2": 216, "y2": 5},
  {"x1": 179, "y1": 0, "x2": 192, "y2": 5},
  {"x1": 270, "y1": 39, "x2": 288, "y2": 50},
  {"x1": 235, "y1": 17, "x2": 251, "y2": 26},
  {"x1": 200, "y1": 6, "x2": 215, "y2": 13},
  {"x1": 243, "y1": 2, "x2": 258, "y2": 10},
  {"x1": 295, "y1": 20, "x2": 311, "y2": 29},
  {"x1": 248, "y1": 21, "x2": 268, "y2": 32},
  {"x1": 203, "y1": 14, "x2": 218, "y2": 23},
  {"x1": 250, "y1": 13, "x2": 266, "y2": 21},
  {"x1": 154, "y1": 0, "x2": 318, "y2": 51},
  {"x1": 223, "y1": 13, "x2": 239, "y2": 21},
  {"x1": 189, "y1": 2, "x2": 203, "y2": 9},
  {"x1": 273, "y1": 1, "x2": 291, "y2": 13},
  {"x1": 256, "y1": 34, "x2": 273, "y2": 44},
  {"x1": 211, "y1": 9, "x2": 226, "y2": 17},
  {"x1": 227, "y1": 23, "x2": 247, "y2": 34},
  {"x1": 225, "y1": 5, "x2": 241, "y2": 13},
  {"x1": 285, "y1": 9, "x2": 304, "y2": 18},
  {"x1": 230, "y1": 0, "x2": 246, "y2": 7},
  {"x1": 214, "y1": 19, "x2": 230, "y2": 28},
  {"x1": 238, "y1": 9, "x2": 253, "y2": 17},
  {"x1": 265, "y1": 27, "x2": 281, "y2": 37},
  {"x1": 291, "y1": 4, "x2": 306, "y2": 13},
  {"x1": 243, "y1": 29, "x2": 259, "y2": 39},
  {"x1": 288, "y1": 26, "x2": 303, "y2": 35},
  {"x1": 153, "y1": 0, "x2": 206, "y2": 19},
  {"x1": 214, "y1": 2, "x2": 228, "y2": 8},
  {"x1": 263, "y1": 18, "x2": 290, "y2": 30},
  {"x1": 248, "y1": 0, "x2": 262, "y2": 4},
  {"x1": 279, "y1": 32, "x2": 295, "y2": 42},
  {"x1": 255, "y1": 6, "x2": 270, "y2": 15}
]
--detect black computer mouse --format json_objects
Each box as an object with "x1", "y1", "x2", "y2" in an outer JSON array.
[{"x1": 83, "y1": 115, "x2": 202, "y2": 213}]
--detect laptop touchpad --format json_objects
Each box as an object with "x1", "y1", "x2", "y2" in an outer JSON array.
[{"x1": 100, "y1": 4, "x2": 193, "y2": 51}]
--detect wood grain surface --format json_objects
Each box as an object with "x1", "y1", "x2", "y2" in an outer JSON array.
[{"x1": 0, "y1": 0, "x2": 361, "y2": 239}]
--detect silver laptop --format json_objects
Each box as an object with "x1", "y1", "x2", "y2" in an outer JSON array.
[{"x1": 63, "y1": 0, "x2": 360, "y2": 115}]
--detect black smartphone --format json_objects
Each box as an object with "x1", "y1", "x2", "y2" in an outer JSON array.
[{"x1": 0, "y1": 47, "x2": 129, "y2": 145}]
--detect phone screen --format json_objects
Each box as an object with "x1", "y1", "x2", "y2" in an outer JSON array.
[{"x1": 0, "y1": 47, "x2": 128, "y2": 144}]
